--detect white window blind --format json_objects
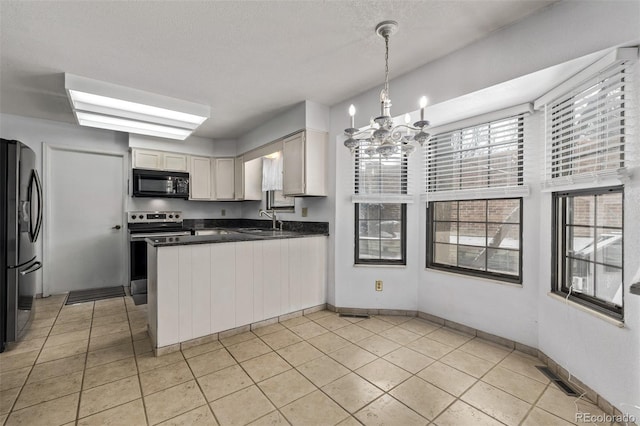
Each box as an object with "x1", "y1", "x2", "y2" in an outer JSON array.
[
  {"x1": 542, "y1": 61, "x2": 632, "y2": 190},
  {"x1": 261, "y1": 154, "x2": 283, "y2": 191},
  {"x1": 353, "y1": 147, "x2": 410, "y2": 203},
  {"x1": 424, "y1": 114, "x2": 525, "y2": 201}
]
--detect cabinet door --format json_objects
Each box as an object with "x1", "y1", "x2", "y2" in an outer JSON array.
[
  {"x1": 214, "y1": 158, "x2": 235, "y2": 200},
  {"x1": 132, "y1": 149, "x2": 162, "y2": 170},
  {"x1": 190, "y1": 156, "x2": 212, "y2": 200},
  {"x1": 283, "y1": 132, "x2": 305, "y2": 196},
  {"x1": 163, "y1": 153, "x2": 188, "y2": 172},
  {"x1": 243, "y1": 158, "x2": 263, "y2": 201},
  {"x1": 234, "y1": 156, "x2": 244, "y2": 200}
]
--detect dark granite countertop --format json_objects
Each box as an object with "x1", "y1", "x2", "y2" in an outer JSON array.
[
  {"x1": 182, "y1": 218, "x2": 329, "y2": 234},
  {"x1": 146, "y1": 227, "x2": 328, "y2": 247}
]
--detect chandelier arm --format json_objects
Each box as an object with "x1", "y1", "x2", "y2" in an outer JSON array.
[
  {"x1": 391, "y1": 124, "x2": 422, "y2": 132},
  {"x1": 345, "y1": 128, "x2": 376, "y2": 139}
]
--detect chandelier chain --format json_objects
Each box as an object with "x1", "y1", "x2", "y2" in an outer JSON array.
[{"x1": 384, "y1": 34, "x2": 390, "y2": 99}]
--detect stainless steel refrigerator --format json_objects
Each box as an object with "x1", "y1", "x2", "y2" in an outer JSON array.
[{"x1": 1, "y1": 138, "x2": 42, "y2": 352}]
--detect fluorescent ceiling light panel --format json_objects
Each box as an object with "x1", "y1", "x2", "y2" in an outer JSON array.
[
  {"x1": 76, "y1": 112, "x2": 192, "y2": 140},
  {"x1": 65, "y1": 73, "x2": 210, "y2": 140}
]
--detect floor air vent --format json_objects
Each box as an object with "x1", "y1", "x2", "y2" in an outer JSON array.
[
  {"x1": 536, "y1": 366, "x2": 579, "y2": 396},
  {"x1": 66, "y1": 286, "x2": 125, "y2": 305},
  {"x1": 338, "y1": 313, "x2": 370, "y2": 319}
]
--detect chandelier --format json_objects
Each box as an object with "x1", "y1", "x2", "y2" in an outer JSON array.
[{"x1": 344, "y1": 21, "x2": 430, "y2": 157}]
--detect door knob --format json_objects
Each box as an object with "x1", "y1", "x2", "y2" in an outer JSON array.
[{"x1": 112, "y1": 225, "x2": 122, "y2": 230}]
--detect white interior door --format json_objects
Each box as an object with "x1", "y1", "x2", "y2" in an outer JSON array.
[{"x1": 44, "y1": 145, "x2": 126, "y2": 295}]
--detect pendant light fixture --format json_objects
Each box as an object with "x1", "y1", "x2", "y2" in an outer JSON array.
[{"x1": 344, "y1": 21, "x2": 430, "y2": 156}]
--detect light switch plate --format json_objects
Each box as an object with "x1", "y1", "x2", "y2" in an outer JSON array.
[
  {"x1": 301, "y1": 207, "x2": 308, "y2": 217},
  {"x1": 221, "y1": 209, "x2": 226, "y2": 216}
]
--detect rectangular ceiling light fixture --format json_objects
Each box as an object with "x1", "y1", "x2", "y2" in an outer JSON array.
[{"x1": 65, "y1": 73, "x2": 210, "y2": 140}]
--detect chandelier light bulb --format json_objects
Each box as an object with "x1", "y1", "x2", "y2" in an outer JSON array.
[
  {"x1": 404, "y1": 113, "x2": 411, "y2": 124},
  {"x1": 419, "y1": 96, "x2": 428, "y2": 121},
  {"x1": 348, "y1": 104, "x2": 356, "y2": 128}
]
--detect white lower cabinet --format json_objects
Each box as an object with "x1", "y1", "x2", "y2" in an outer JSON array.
[{"x1": 148, "y1": 236, "x2": 327, "y2": 349}]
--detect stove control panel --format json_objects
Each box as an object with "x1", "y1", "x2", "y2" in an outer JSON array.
[{"x1": 127, "y1": 211, "x2": 183, "y2": 223}]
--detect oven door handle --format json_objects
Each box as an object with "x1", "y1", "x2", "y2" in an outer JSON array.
[{"x1": 130, "y1": 232, "x2": 190, "y2": 241}]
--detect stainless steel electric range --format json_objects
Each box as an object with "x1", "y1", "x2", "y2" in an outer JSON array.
[{"x1": 128, "y1": 211, "x2": 190, "y2": 303}]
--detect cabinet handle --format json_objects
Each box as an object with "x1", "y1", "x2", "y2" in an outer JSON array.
[{"x1": 112, "y1": 225, "x2": 122, "y2": 230}]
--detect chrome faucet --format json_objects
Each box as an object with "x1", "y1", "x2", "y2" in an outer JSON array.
[{"x1": 259, "y1": 209, "x2": 282, "y2": 230}]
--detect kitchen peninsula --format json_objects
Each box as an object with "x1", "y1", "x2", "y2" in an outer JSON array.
[{"x1": 146, "y1": 223, "x2": 329, "y2": 354}]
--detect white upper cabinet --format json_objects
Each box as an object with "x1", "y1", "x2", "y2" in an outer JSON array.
[
  {"x1": 132, "y1": 149, "x2": 162, "y2": 170},
  {"x1": 163, "y1": 153, "x2": 189, "y2": 172},
  {"x1": 213, "y1": 158, "x2": 235, "y2": 200},
  {"x1": 283, "y1": 130, "x2": 327, "y2": 196},
  {"x1": 234, "y1": 156, "x2": 244, "y2": 200},
  {"x1": 190, "y1": 156, "x2": 236, "y2": 201},
  {"x1": 190, "y1": 156, "x2": 212, "y2": 200},
  {"x1": 132, "y1": 149, "x2": 188, "y2": 172}
]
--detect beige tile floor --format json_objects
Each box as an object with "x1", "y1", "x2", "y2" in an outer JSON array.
[{"x1": 0, "y1": 295, "x2": 616, "y2": 426}]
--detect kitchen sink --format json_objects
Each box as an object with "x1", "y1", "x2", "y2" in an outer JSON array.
[{"x1": 235, "y1": 228, "x2": 301, "y2": 237}]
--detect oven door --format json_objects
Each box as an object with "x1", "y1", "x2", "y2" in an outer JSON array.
[
  {"x1": 129, "y1": 231, "x2": 190, "y2": 293},
  {"x1": 132, "y1": 169, "x2": 189, "y2": 199}
]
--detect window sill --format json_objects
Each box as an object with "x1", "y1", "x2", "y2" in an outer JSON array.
[
  {"x1": 546, "y1": 292, "x2": 624, "y2": 328},
  {"x1": 424, "y1": 267, "x2": 522, "y2": 288},
  {"x1": 354, "y1": 263, "x2": 407, "y2": 269}
]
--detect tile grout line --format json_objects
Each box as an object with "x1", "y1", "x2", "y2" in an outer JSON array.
[
  {"x1": 517, "y1": 381, "x2": 554, "y2": 426},
  {"x1": 125, "y1": 297, "x2": 151, "y2": 426},
  {"x1": 181, "y1": 340, "x2": 223, "y2": 425},
  {"x1": 8, "y1": 305, "x2": 595, "y2": 426},
  {"x1": 3, "y1": 297, "x2": 64, "y2": 423},
  {"x1": 72, "y1": 299, "x2": 139, "y2": 423},
  {"x1": 75, "y1": 300, "x2": 95, "y2": 424},
  {"x1": 227, "y1": 333, "x2": 297, "y2": 424},
  {"x1": 285, "y1": 315, "x2": 423, "y2": 424}
]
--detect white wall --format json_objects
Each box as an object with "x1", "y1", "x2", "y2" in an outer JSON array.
[
  {"x1": 535, "y1": 58, "x2": 640, "y2": 418},
  {"x1": 236, "y1": 102, "x2": 306, "y2": 154},
  {"x1": 328, "y1": 0, "x2": 640, "y2": 416},
  {"x1": 129, "y1": 134, "x2": 237, "y2": 157},
  {"x1": 1, "y1": 113, "x2": 243, "y2": 295}
]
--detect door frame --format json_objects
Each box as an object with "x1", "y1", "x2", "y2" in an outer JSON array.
[{"x1": 42, "y1": 143, "x2": 128, "y2": 297}]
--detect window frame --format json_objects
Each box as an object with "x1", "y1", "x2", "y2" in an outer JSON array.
[
  {"x1": 426, "y1": 197, "x2": 524, "y2": 284},
  {"x1": 354, "y1": 203, "x2": 407, "y2": 266},
  {"x1": 353, "y1": 145, "x2": 408, "y2": 266},
  {"x1": 551, "y1": 186, "x2": 624, "y2": 319}
]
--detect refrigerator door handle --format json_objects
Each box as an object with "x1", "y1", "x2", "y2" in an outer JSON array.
[
  {"x1": 20, "y1": 261, "x2": 42, "y2": 276},
  {"x1": 28, "y1": 169, "x2": 43, "y2": 243},
  {"x1": 7, "y1": 255, "x2": 37, "y2": 270}
]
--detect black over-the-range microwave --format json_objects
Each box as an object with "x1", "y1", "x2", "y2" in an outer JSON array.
[{"x1": 132, "y1": 169, "x2": 189, "y2": 199}]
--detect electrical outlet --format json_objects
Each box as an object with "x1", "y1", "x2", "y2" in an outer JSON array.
[
  {"x1": 221, "y1": 209, "x2": 226, "y2": 217},
  {"x1": 375, "y1": 280, "x2": 383, "y2": 291},
  {"x1": 301, "y1": 207, "x2": 308, "y2": 217}
]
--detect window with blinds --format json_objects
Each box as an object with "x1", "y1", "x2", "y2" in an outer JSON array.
[
  {"x1": 545, "y1": 62, "x2": 628, "y2": 186},
  {"x1": 425, "y1": 115, "x2": 524, "y2": 194},
  {"x1": 354, "y1": 147, "x2": 409, "y2": 201}
]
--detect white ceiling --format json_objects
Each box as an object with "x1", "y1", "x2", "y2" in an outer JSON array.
[{"x1": 0, "y1": 0, "x2": 558, "y2": 139}]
